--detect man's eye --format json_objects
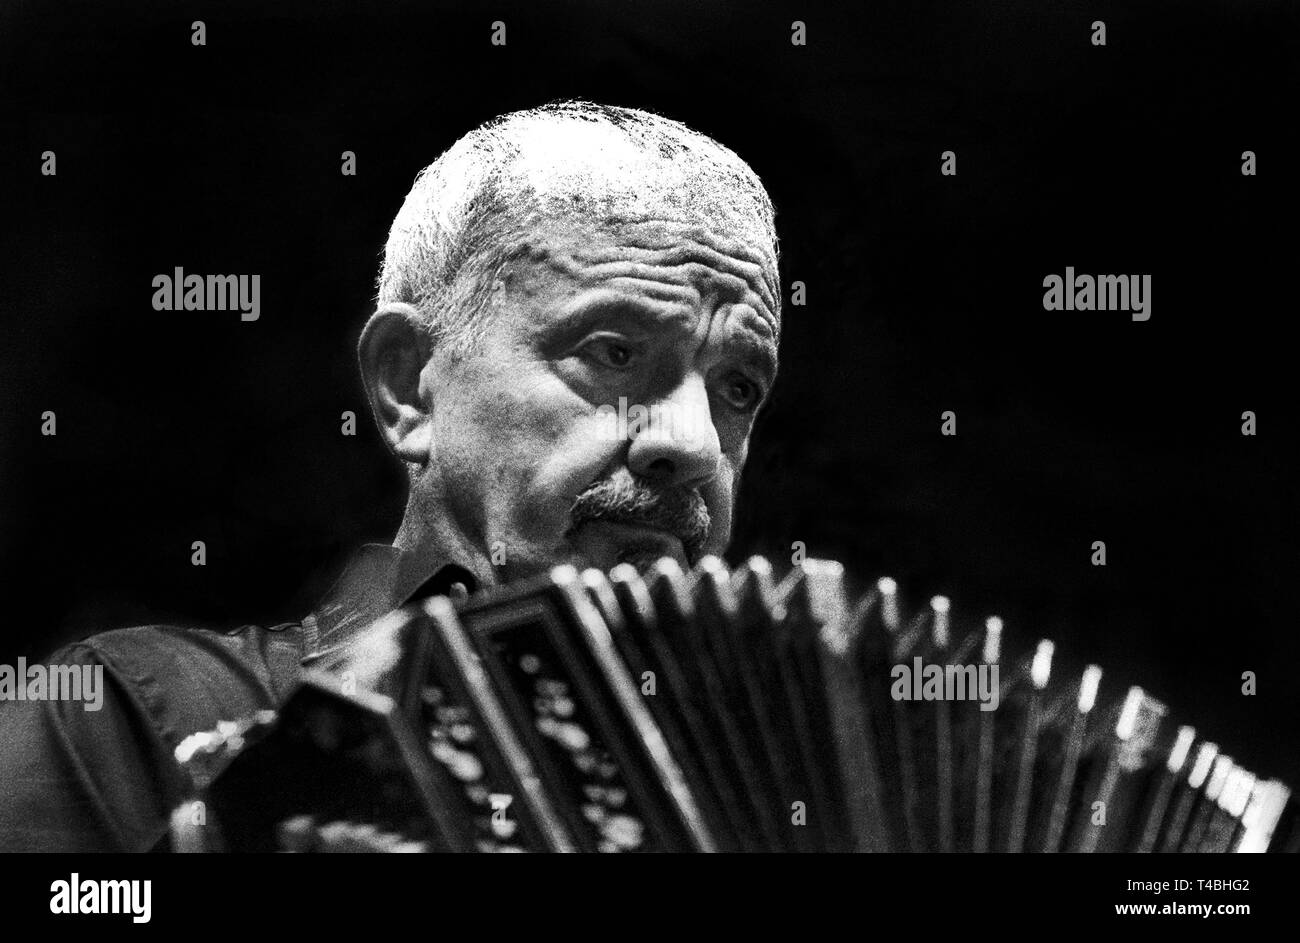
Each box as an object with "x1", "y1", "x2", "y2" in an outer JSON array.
[
  {"x1": 582, "y1": 338, "x2": 636, "y2": 369},
  {"x1": 721, "y1": 374, "x2": 761, "y2": 411}
]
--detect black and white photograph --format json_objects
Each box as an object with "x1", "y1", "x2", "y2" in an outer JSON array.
[{"x1": 1, "y1": 0, "x2": 1296, "y2": 922}]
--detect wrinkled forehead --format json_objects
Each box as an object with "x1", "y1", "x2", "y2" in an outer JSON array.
[{"x1": 526, "y1": 217, "x2": 783, "y2": 341}]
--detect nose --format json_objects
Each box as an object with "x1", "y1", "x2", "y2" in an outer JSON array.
[{"x1": 626, "y1": 374, "x2": 722, "y2": 489}]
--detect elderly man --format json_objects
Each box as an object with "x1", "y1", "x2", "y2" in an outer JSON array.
[{"x1": 0, "y1": 101, "x2": 782, "y2": 851}]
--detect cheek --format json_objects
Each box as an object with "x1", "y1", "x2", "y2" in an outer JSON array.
[
  {"x1": 514, "y1": 392, "x2": 628, "y2": 514},
  {"x1": 436, "y1": 359, "x2": 625, "y2": 523},
  {"x1": 702, "y1": 461, "x2": 740, "y2": 544}
]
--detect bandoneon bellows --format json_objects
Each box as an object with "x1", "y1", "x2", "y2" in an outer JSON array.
[{"x1": 173, "y1": 556, "x2": 1297, "y2": 853}]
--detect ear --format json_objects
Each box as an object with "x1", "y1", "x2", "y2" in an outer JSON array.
[{"x1": 358, "y1": 302, "x2": 435, "y2": 465}]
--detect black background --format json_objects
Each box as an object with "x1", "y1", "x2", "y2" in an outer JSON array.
[{"x1": 1, "y1": 0, "x2": 1296, "y2": 786}]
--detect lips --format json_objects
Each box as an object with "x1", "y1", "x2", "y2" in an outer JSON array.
[
  {"x1": 587, "y1": 520, "x2": 684, "y2": 551},
  {"x1": 570, "y1": 520, "x2": 688, "y2": 570}
]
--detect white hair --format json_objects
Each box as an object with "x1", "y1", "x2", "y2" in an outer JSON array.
[{"x1": 376, "y1": 100, "x2": 780, "y2": 352}]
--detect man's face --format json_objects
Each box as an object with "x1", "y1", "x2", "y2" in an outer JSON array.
[{"x1": 416, "y1": 216, "x2": 780, "y2": 583}]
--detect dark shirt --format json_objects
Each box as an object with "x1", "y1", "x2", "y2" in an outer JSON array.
[{"x1": 0, "y1": 545, "x2": 475, "y2": 852}]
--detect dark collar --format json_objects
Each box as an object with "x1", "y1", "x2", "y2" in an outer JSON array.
[{"x1": 301, "y1": 543, "x2": 477, "y2": 665}]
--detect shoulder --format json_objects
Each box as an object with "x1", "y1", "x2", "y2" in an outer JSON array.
[
  {"x1": 67, "y1": 621, "x2": 308, "y2": 743},
  {"x1": 0, "y1": 621, "x2": 309, "y2": 851}
]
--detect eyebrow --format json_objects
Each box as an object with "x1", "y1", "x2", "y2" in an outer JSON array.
[
  {"x1": 548, "y1": 289, "x2": 700, "y2": 339},
  {"x1": 726, "y1": 330, "x2": 780, "y2": 388},
  {"x1": 549, "y1": 290, "x2": 780, "y2": 383}
]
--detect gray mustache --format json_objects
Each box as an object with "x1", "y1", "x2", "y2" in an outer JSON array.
[{"x1": 569, "y1": 478, "x2": 711, "y2": 563}]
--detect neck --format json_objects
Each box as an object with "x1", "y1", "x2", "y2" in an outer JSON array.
[{"x1": 391, "y1": 493, "x2": 502, "y2": 591}]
